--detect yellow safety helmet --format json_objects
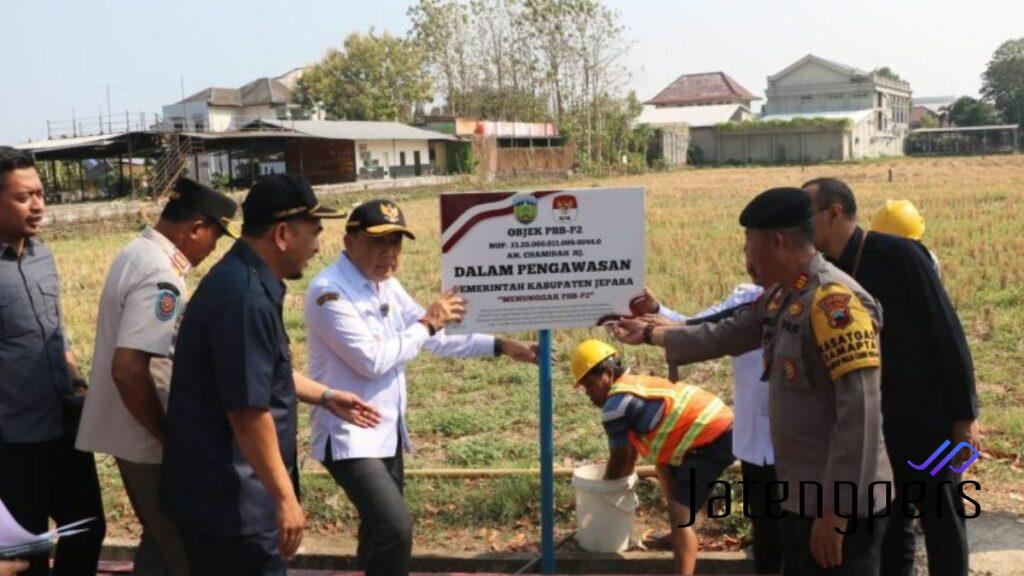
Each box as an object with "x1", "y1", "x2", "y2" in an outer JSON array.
[
  {"x1": 570, "y1": 339, "x2": 618, "y2": 384},
  {"x1": 871, "y1": 199, "x2": 925, "y2": 241}
]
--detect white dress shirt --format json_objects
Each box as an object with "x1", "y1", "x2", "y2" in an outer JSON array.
[
  {"x1": 304, "y1": 253, "x2": 496, "y2": 461},
  {"x1": 659, "y1": 283, "x2": 774, "y2": 466}
]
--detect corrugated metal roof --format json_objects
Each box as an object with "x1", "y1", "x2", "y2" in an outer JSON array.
[
  {"x1": 758, "y1": 109, "x2": 874, "y2": 123},
  {"x1": 646, "y1": 72, "x2": 759, "y2": 106},
  {"x1": 258, "y1": 119, "x2": 462, "y2": 142},
  {"x1": 14, "y1": 133, "x2": 122, "y2": 153},
  {"x1": 636, "y1": 104, "x2": 750, "y2": 127},
  {"x1": 911, "y1": 124, "x2": 1018, "y2": 134}
]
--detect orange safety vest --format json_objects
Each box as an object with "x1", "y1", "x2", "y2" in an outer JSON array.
[{"x1": 607, "y1": 374, "x2": 733, "y2": 466}]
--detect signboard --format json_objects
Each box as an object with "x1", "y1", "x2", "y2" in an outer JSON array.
[{"x1": 440, "y1": 188, "x2": 645, "y2": 334}]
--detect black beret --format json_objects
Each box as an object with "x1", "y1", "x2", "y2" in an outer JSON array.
[
  {"x1": 170, "y1": 177, "x2": 240, "y2": 238},
  {"x1": 739, "y1": 187, "x2": 813, "y2": 229}
]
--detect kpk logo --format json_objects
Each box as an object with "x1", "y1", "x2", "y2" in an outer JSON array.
[{"x1": 552, "y1": 194, "x2": 579, "y2": 222}]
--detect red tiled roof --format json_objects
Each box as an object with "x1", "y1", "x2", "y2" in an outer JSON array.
[{"x1": 646, "y1": 72, "x2": 760, "y2": 106}]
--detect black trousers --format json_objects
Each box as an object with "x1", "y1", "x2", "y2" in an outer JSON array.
[
  {"x1": 0, "y1": 439, "x2": 106, "y2": 576},
  {"x1": 323, "y1": 440, "x2": 412, "y2": 576},
  {"x1": 179, "y1": 528, "x2": 284, "y2": 576},
  {"x1": 880, "y1": 436, "x2": 970, "y2": 576},
  {"x1": 781, "y1": 513, "x2": 888, "y2": 576},
  {"x1": 741, "y1": 461, "x2": 784, "y2": 574}
]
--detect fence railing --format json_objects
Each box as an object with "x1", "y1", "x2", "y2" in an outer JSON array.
[{"x1": 45, "y1": 112, "x2": 162, "y2": 140}]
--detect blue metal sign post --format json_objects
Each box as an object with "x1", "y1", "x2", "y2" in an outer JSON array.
[{"x1": 538, "y1": 329, "x2": 555, "y2": 574}]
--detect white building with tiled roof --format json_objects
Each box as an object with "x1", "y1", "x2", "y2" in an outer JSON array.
[
  {"x1": 761, "y1": 54, "x2": 912, "y2": 156},
  {"x1": 161, "y1": 69, "x2": 316, "y2": 133}
]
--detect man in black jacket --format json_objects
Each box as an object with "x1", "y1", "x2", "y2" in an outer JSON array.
[{"x1": 803, "y1": 177, "x2": 979, "y2": 576}]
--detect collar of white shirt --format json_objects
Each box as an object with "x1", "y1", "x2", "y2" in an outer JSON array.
[{"x1": 142, "y1": 227, "x2": 192, "y2": 277}]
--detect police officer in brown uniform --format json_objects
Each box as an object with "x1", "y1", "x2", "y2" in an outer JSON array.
[{"x1": 611, "y1": 187, "x2": 892, "y2": 575}]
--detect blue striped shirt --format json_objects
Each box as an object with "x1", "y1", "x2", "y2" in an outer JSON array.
[{"x1": 601, "y1": 392, "x2": 665, "y2": 450}]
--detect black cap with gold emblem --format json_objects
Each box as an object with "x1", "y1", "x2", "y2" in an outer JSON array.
[
  {"x1": 242, "y1": 174, "x2": 346, "y2": 228},
  {"x1": 345, "y1": 199, "x2": 416, "y2": 240},
  {"x1": 169, "y1": 177, "x2": 240, "y2": 239},
  {"x1": 739, "y1": 187, "x2": 813, "y2": 229}
]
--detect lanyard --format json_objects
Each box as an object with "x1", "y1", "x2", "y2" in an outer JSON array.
[{"x1": 851, "y1": 231, "x2": 871, "y2": 280}]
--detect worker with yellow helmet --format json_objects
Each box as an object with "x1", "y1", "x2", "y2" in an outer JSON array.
[
  {"x1": 571, "y1": 339, "x2": 733, "y2": 575},
  {"x1": 871, "y1": 199, "x2": 941, "y2": 274}
]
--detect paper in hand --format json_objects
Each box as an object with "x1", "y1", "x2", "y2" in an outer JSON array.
[{"x1": 0, "y1": 498, "x2": 93, "y2": 559}]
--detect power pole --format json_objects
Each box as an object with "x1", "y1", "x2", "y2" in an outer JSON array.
[{"x1": 106, "y1": 85, "x2": 113, "y2": 133}]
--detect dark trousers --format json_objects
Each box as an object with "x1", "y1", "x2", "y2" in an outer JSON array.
[
  {"x1": 781, "y1": 513, "x2": 888, "y2": 576},
  {"x1": 0, "y1": 440, "x2": 106, "y2": 576},
  {"x1": 179, "y1": 529, "x2": 283, "y2": 576},
  {"x1": 116, "y1": 459, "x2": 189, "y2": 576},
  {"x1": 323, "y1": 440, "x2": 412, "y2": 576},
  {"x1": 881, "y1": 437, "x2": 969, "y2": 576},
  {"x1": 741, "y1": 461, "x2": 784, "y2": 574}
]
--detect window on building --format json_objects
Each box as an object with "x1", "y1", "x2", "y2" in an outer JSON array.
[
  {"x1": 828, "y1": 93, "x2": 843, "y2": 100},
  {"x1": 400, "y1": 152, "x2": 406, "y2": 166},
  {"x1": 801, "y1": 95, "x2": 814, "y2": 102}
]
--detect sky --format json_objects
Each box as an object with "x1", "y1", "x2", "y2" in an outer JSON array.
[{"x1": 3, "y1": 0, "x2": 1022, "y2": 143}]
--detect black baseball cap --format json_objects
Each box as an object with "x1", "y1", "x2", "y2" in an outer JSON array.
[
  {"x1": 345, "y1": 199, "x2": 415, "y2": 239},
  {"x1": 169, "y1": 177, "x2": 239, "y2": 239},
  {"x1": 739, "y1": 187, "x2": 813, "y2": 229},
  {"x1": 242, "y1": 174, "x2": 345, "y2": 228}
]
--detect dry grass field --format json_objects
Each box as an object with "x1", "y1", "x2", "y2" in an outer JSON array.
[{"x1": 46, "y1": 154, "x2": 1024, "y2": 552}]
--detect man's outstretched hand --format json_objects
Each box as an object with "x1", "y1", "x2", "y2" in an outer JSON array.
[{"x1": 324, "y1": 391, "x2": 383, "y2": 428}]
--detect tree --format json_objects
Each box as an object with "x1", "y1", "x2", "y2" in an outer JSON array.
[
  {"x1": 982, "y1": 37, "x2": 1024, "y2": 126},
  {"x1": 408, "y1": 0, "x2": 473, "y2": 116},
  {"x1": 296, "y1": 31, "x2": 432, "y2": 122},
  {"x1": 918, "y1": 114, "x2": 939, "y2": 129},
  {"x1": 874, "y1": 67, "x2": 904, "y2": 82},
  {"x1": 944, "y1": 97, "x2": 1001, "y2": 127},
  {"x1": 408, "y1": 0, "x2": 634, "y2": 166}
]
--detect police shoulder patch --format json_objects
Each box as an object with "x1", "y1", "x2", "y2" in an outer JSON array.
[
  {"x1": 811, "y1": 283, "x2": 880, "y2": 381},
  {"x1": 316, "y1": 292, "x2": 340, "y2": 306},
  {"x1": 155, "y1": 289, "x2": 178, "y2": 322}
]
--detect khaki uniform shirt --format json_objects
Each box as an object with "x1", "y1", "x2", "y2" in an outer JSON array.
[
  {"x1": 76, "y1": 227, "x2": 191, "y2": 464},
  {"x1": 664, "y1": 253, "x2": 892, "y2": 517}
]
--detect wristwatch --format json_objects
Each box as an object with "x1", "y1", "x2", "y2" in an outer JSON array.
[
  {"x1": 643, "y1": 324, "x2": 655, "y2": 345},
  {"x1": 318, "y1": 388, "x2": 335, "y2": 408}
]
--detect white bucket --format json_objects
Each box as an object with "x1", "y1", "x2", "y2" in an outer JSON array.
[{"x1": 571, "y1": 463, "x2": 639, "y2": 553}]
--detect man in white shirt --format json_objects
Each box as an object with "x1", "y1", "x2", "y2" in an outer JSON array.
[
  {"x1": 303, "y1": 199, "x2": 537, "y2": 575},
  {"x1": 76, "y1": 178, "x2": 238, "y2": 576},
  {"x1": 633, "y1": 284, "x2": 784, "y2": 574}
]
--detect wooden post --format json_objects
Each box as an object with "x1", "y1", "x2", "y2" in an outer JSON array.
[
  {"x1": 125, "y1": 133, "x2": 134, "y2": 197},
  {"x1": 78, "y1": 159, "x2": 85, "y2": 197},
  {"x1": 118, "y1": 154, "x2": 125, "y2": 196}
]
